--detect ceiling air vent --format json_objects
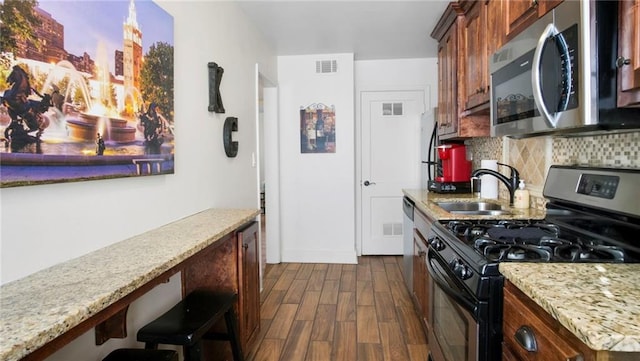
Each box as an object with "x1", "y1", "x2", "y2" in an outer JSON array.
[{"x1": 316, "y1": 60, "x2": 337, "y2": 73}]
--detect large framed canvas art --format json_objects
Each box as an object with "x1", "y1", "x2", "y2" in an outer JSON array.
[{"x1": 0, "y1": 0, "x2": 174, "y2": 187}]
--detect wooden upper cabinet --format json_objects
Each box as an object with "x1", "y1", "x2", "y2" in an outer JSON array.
[
  {"x1": 487, "y1": 0, "x2": 505, "y2": 56},
  {"x1": 438, "y1": 22, "x2": 459, "y2": 136},
  {"x1": 617, "y1": 0, "x2": 640, "y2": 107},
  {"x1": 432, "y1": 3, "x2": 464, "y2": 138},
  {"x1": 505, "y1": 0, "x2": 563, "y2": 40},
  {"x1": 506, "y1": 0, "x2": 539, "y2": 40},
  {"x1": 462, "y1": 0, "x2": 489, "y2": 112}
]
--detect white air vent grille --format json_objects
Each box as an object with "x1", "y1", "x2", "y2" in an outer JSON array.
[
  {"x1": 383, "y1": 222, "x2": 403, "y2": 236},
  {"x1": 316, "y1": 60, "x2": 337, "y2": 73}
]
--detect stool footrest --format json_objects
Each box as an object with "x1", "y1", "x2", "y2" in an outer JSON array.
[{"x1": 102, "y1": 348, "x2": 178, "y2": 361}]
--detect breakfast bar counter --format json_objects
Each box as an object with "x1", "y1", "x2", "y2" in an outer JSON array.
[{"x1": 0, "y1": 208, "x2": 260, "y2": 361}]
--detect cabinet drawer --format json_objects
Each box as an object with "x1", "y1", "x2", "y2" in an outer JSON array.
[{"x1": 503, "y1": 282, "x2": 584, "y2": 361}]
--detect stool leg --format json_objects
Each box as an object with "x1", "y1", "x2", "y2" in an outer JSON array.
[
  {"x1": 224, "y1": 309, "x2": 244, "y2": 361},
  {"x1": 184, "y1": 341, "x2": 203, "y2": 361}
]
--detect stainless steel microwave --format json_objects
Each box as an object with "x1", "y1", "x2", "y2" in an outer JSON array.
[{"x1": 490, "y1": 0, "x2": 640, "y2": 138}]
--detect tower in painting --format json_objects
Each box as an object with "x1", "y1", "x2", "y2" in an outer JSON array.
[{"x1": 123, "y1": 0, "x2": 143, "y2": 115}]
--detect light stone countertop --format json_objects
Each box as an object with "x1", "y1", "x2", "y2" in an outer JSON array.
[
  {"x1": 402, "y1": 189, "x2": 547, "y2": 221},
  {"x1": 500, "y1": 263, "x2": 640, "y2": 352},
  {"x1": 0, "y1": 208, "x2": 260, "y2": 361}
]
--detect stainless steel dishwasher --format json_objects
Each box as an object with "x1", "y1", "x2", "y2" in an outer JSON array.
[{"x1": 402, "y1": 196, "x2": 415, "y2": 291}]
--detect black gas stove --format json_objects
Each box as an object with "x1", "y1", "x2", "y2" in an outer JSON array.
[
  {"x1": 443, "y1": 216, "x2": 639, "y2": 263},
  {"x1": 431, "y1": 166, "x2": 640, "y2": 295},
  {"x1": 425, "y1": 166, "x2": 640, "y2": 361}
]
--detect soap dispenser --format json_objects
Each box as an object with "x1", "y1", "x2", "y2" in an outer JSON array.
[{"x1": 514, "y1": 179, "x2": 530, "y2": 209}]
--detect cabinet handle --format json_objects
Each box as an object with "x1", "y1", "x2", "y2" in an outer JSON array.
[
  {"x1": 616, "y1": 57, "x2": 631, "y2": 68},
  {"x1": 243, "y1": 243, "x2": 249, "y2": 250},
  {"x1": 515, "y1": 326, "x2": 537, "y2": 352}
]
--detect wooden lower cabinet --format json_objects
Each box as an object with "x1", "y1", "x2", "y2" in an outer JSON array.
[
  {"x1": 503, "y1": 280, "x2": 591, "y2": 361},
  {"x1": 237, "y1": 221, "x2": 260, "y2": 354},
  {"x1": 412, "y1": 210, "x2": 433, "y2": 337},
  {"x1": 503, "y1": 281, "x2": 639, "y2": 361},
  {"x1": 412, "y1": 229, "x2": 429, "y2": 331},
  {"x1": 181, "y1": 220, "x2": 260, "y2": 360}
]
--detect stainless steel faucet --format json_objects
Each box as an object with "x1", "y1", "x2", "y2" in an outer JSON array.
[{"x1": 471, "y1": 163, "x2": 520, "y2": 206}]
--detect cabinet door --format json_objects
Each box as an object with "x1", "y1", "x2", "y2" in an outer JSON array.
[
  {"x1": 237, "y1": 221, "x2": 260, "y2": 353},
  {"x1": 505, "y1": 0, "x2": 539, "y2": 39},
  {"x1": 463, "y1": 0, "x2": 490, "y2": 111},
  {"x1": 437, "y1": 21, "x2": 459, "y2": 137},
  {"x1": 412, "y1": 229, "x2": 429, "y2": 330},
  {"x1": 502, "y1": 342, "x2": 522, "y2": 361},
  {"x1": 487, "y1": 0, "x2": 505, "y2": 57},
  {"x1": 617, "y1": 0, "x2": 640, "y2": 107},
  {"x1": 505, "y1": 0, "x2": 563, "y2": 40},
  {"x1": 503, "y1": 281, "x2": 592, "y2": 361}
]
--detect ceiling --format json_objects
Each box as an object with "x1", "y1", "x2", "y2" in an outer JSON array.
[{"x1": 235, "y1": 0, "x2": 451, "y2": 60}]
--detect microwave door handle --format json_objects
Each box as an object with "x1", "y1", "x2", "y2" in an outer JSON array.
[
  {"x1": 532, "y1": 23, "x2": 561, "y2": 128},
  {"x1": 555, "y1": 33, "x2": 572, "y2": 112}
]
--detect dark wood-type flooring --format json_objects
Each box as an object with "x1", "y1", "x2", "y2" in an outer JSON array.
[{"x1": 246, "y1": 256, "x2": 429, "y2": 361}]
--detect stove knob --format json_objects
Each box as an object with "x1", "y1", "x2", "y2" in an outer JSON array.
[
  {"x1": 450, "y1": 259, "x2": 473, "y2": 280},
  {"x1": 429, "y1": 238, "x2": 446, "y2": 251},
  {"x1": 458, "y1": 265, "x2": 473, "y2": 280}
]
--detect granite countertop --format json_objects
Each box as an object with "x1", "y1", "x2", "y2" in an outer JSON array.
[
  {"x1": 0, "y1": 208, "x2": 260, "y2": 361},
  {"x1": 402, "y1": 188, "x2": 547, "y2": 221},
  {"x1": 501, "y1": 263, "x2": 640, "y2": 352}
]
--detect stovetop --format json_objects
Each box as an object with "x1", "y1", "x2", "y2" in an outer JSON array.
[{"x1": 442, "y1": 217, "x2": 640, "y2": 263}]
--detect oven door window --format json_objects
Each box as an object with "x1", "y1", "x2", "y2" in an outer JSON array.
[
  {"x1": 428, "y1": 252, "x2": 478, "y2": 361},
  {"x1": 432, "y1": 286, "x2": 478, "y2": 361}
]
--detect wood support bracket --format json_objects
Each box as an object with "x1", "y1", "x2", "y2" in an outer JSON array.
[{"x1": 95, "y1": 305, "x2": 129, "y2": 345}]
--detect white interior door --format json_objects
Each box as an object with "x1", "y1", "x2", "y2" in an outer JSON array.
[{"x1": 361, "y1": 90, "x2": 424, "y2": 255}]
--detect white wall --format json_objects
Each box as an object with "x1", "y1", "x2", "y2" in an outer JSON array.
[
  {"x1": 277, "y1": 54, "x2": 358, "y2": 264},
  {"x1": 354, "y1": 58, "x2": 438, "y2": 255},
  {"x1": 1, "y1": 0, "x2": 276, "y2": 285},
  {"x1": 1, "y1": 1, "x2": 276, "y2": 359}
]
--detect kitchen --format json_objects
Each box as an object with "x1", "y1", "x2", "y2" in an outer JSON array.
[{"x1": 1, "y1": 1, "x2": 639, "y2": 361}]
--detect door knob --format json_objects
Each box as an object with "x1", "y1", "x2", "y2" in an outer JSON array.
[
  {"x1": 616, "y1": 57, "x2": 631, "y2": 68},
  {"x1": 363, "y1": 180, "x2": 376, "y2": 186}
]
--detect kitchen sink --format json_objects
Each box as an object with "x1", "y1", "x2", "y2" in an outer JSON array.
[{"x1": 434, "y1": 201, "x2": 512, "y2": 216}]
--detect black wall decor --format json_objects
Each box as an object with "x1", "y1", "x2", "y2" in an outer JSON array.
[
  {"x1": 208, "y1": 62, "x2": 225, "y2": 113},
  {"x1": 223, "y1": 117, "x2": 238, "y2": 157}
]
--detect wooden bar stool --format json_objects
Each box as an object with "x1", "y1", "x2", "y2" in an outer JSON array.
[
  {"x1": 102, "y1": 348, "x2": 178, "y2": 361},
  {"x1": 137, "y1": 290, "x2": 243, "y2": 361}
]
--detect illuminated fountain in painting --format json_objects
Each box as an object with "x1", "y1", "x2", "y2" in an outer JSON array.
[{"x1": 40, "y1": 45, "x2": 138, "y2": 144}]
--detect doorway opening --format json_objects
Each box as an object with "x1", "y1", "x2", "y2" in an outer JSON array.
[{"x1": 255, "y1": 65, "x2": 279, "y2": 286}]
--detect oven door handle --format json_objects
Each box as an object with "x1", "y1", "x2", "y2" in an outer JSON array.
[{"x1": 427, "y1": 250, "x2": 477, "y2": 314}]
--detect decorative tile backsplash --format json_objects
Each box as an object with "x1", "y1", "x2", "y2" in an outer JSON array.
[{"x1": 465, "y1": 131, "x2": 640, "y2": 209}]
